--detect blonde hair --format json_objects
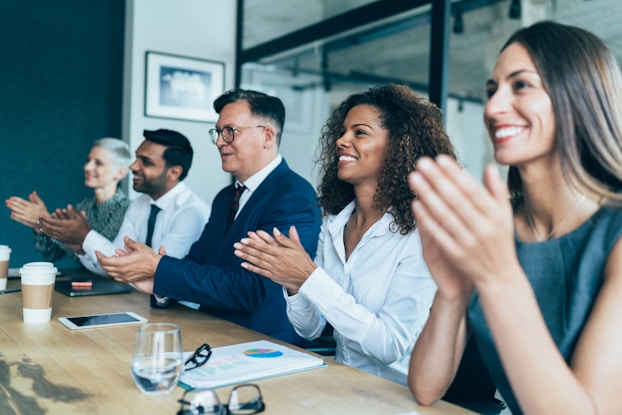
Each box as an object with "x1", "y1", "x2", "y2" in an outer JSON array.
[{"x1": 92, "y1": 137, "x2": 131, "y2": 169}]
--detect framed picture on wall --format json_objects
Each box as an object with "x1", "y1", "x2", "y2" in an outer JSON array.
[{"x1": 144, "y1": 51, "x2": 225, "y2": 123}]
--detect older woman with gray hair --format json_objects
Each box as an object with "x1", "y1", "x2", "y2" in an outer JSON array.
[{"x1": 6, "y1": 137, "x2": 131, "y2": 263}]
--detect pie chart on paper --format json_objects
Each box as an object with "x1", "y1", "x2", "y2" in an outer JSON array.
[{"x1": 243, "y1": 348, "x2": 283, "y2": 358}]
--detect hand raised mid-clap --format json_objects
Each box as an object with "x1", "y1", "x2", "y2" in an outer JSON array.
[
  {"x1": 6, "y1": 191, "x2": 49, "y2": 231},
  {"x1": 95, "y1": 236, "x2": 165, "y2": 289},
  {"x1": 233, "y1": 226, "x2": 317, "y2": 295},
  {"x1": 408, "y1": 155, "x2": 518, "y2": 293},
  {"x1": 38, "y1": 204, "x2": 91, "y2": 246}
]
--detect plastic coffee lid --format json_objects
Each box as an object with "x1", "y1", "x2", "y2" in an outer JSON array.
[
  {"x1": 22, "y1": 262, "x2": 53, "y2": 268},
  {"x1": 19, "y1": 262, "x2": 58, "y2": 275},
  {"x1": 0, "y1": 245, "x2": 11, "y2": 252}
]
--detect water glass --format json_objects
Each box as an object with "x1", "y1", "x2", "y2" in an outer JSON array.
[{"x1": 131, "y1": 323, "x2": 183, "y2": 395}]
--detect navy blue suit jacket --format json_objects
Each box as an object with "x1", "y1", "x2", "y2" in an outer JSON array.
[{"x1": 153, "y1": 160, "x2": 321, "y2": 345}]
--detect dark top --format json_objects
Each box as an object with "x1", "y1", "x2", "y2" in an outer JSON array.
[
  {"x1": 468, "y1": 206, "x2": 622, "y2": 414},
  {"x1": 34, "y1": 189, "x2": 129, "y2": 263},
  {"x1": 154, "y1": 160, "x2": 322, "y2": 346}
]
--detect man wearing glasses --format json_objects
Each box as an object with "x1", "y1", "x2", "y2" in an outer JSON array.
[{"x1": 97, "y1": 89, "x2": 321, "y2": 346}]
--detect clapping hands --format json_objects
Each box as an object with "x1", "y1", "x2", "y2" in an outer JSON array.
[
  {"x1": 233, "y1": 226, "x2": 317, "y2": 295},
  {"x1": 38, "y1": 204, "x2": 91, "y2": 253},
  {"x1": 6, "y1": 191, "x2": 49, "y2": 232}
]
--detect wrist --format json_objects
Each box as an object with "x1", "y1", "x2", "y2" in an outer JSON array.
[
  {"x1": 154, "y1": 294, "x2": 170, "y2": 306},
  {"x1": 299, "y1": 262, "x2": 318, "y2": 281},
  {"x1": 78, "y1": 229, "x2": 90, "y2": 245},
  {"x1": 476, "y1": 267, "x2": 529, "y2": 302},
  {"x1": 434, "y1": 289, "x2": 473, "y2": 311},
  {"x1": 150, "y1": 253, "x2": 163, "y2": 276},
  {"x1": 288, "y1": 263, "x2": 319, "y2": 296}
]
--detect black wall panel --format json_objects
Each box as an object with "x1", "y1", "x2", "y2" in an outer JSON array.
[{"x1": 0, "y1": 0, "x2": 125, "y2": 268}]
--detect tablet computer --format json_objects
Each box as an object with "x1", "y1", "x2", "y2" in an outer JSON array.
[
  {"x1": 55, "y1": 279, "x2": 133, "y2": 297},
  {"x1": 58, "y1": 312, "x2": 148, "y2": 330}
]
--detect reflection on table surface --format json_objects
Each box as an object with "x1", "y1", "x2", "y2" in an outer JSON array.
[{"x1": 0, "y1": 269, "x2": 476, "y2": 415}]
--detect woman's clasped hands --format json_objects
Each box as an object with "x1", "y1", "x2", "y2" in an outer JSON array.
[
  {"x1": 409, "y1": 155, "x2": 521, "y2": 296},
  {"x1": 234, "y1": 226, "x2": 317, "y2": 295}
]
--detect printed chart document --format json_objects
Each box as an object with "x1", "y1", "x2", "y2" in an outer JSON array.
[{"x1": 180, "y1": 340, "x2": 326, "y2": 389}]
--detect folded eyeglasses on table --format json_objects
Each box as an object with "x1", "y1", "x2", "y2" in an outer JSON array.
[
  {"x1": 180, "y1": 345, "x2": 265, "y2": 414},
  {"x1": 184, "y1": 343, "x2": 213, "y2": 372},
  {"x1": 177, "y1": 383, "x2": 265, "y2": 415}
]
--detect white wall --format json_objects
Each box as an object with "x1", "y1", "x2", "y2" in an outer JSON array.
[
  {"x1": 123, "y1": 0, "x2": 237, "y2": 204},
  {"x1": 445, "y1": 98, "x2": 489, "y2": 182}
]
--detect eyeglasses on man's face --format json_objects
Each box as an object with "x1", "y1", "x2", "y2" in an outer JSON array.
[
  {"x1": 208, "y1": 126, "x2": 265, "y2": 144},
  {"x1": 177, "y1": 383, "x2": 265, "y2": 415},
  {"x1": 184, "y1": 343, "x2": 212, "y2": 372}
]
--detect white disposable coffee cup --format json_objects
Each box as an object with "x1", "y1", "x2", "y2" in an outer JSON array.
[
  {"x1": 0, "y1": 245, "x2": 11, "y2": 291},
  {"x1": 19, "y1": 262, "x2": 57, "y2": 323}
]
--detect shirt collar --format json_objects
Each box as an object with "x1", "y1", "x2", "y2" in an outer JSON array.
[
  {"x1": 327, "y1": 200, "x2": 392, "y2": 238},
  {"x1": 235, "y1": 154, "x2": 282, "y2": 191},
  {"x1": 150, "y1": 181, "x2": 187, "y2": 211}
]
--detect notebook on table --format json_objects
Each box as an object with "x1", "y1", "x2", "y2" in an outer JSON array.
[{"x1": 179, "y1": 340, "x2": 326, "y2": 390}]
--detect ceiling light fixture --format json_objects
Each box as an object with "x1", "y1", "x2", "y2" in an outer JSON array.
[
  {"x1": 453, "y1": 10, "x2": 464, "y2": 34},
  {"x1": 509, "y1": 0, "x2": 521, "y2": 19}
]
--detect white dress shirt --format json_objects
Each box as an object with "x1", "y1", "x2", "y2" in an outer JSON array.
[
  {"x1": 285, "y1": 201, "x2": 436, "y2": 385},
  {"x1": 234, "y1": 154, "x2": 282, "y2": 218},
  {"x1": 78, "y1": 181, "x2": 210, "y2": 276}
]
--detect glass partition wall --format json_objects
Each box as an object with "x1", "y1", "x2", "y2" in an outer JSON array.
[{"x1": 236, "y1": 0, "x2": 622, "y2": 185}]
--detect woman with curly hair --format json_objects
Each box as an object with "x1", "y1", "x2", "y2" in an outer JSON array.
[{"x1": 234, "y1": 83, "x2": 456, "y2": 384}]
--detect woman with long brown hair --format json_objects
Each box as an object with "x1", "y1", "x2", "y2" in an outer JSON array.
[{"x1": 408, "y1": 21, "x2": 622, "y2": 415}]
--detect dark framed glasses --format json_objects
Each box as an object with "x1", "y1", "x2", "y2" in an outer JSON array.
[
  {"x1": 184, "y1": 343, "x2": 212, "y2": 371},
  {"x1": 177, "y1": 383, "x2": 265, "y2": 415},
  {"x1": 208, "y1": 126, "x2": 265, "y2": 144}
]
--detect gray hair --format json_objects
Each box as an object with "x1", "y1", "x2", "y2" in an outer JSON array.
[{"x1": 92, "y1": 137, "x2": 131, "y2": 169}]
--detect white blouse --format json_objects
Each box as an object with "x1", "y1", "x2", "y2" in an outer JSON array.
[{"x1": 286, "y1": 201, "x2": 436, "y2": 385}]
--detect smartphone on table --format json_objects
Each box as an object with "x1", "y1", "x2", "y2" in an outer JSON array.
[{"x1": 58, "y1": 312, "x2": 147, "y2": 330}]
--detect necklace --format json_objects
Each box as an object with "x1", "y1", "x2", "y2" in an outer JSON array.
[{"x1": 524, "y1": 194, "x2": 587, "y2": 242}]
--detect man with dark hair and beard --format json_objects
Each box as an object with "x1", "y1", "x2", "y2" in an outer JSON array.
[{"x1": 39, "y1": 129, "x2": 210, "y2": 277}]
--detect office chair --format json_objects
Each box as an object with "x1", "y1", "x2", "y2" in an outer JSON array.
[
  {"x1": 442, "y1": 336, "x2": 506, "y2": 415},
  {"x1": 303, "y1": 324, "x2": 336, "y2": 357}
]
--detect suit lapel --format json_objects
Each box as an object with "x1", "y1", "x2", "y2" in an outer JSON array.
[{"x1": 234, "y1": 160, "x2": 288, "y2": 225}]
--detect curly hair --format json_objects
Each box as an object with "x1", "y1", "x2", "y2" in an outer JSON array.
[{"x1": 316, "y1": 83, "x2": 456, "y2": 234}]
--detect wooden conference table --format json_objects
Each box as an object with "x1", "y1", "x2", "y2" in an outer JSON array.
[{"x1": 0, "y1": 271, "x2": 475, "y2": 415}]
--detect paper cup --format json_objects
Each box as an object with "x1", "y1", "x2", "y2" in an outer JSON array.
[
  {"x1": 0, "y1": 245, "x2": 11, "y2": 291},
  {"x1": 19, "y1": 262, "x2": 57, "y2": 323}
]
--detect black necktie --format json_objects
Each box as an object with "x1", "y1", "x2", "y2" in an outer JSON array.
[
  {"x1": 226, "y1": 184, "x2": 246, "y2": 229},
  {"x1": 145, "y1": 204, "x2": 161, "y2": 247}
]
